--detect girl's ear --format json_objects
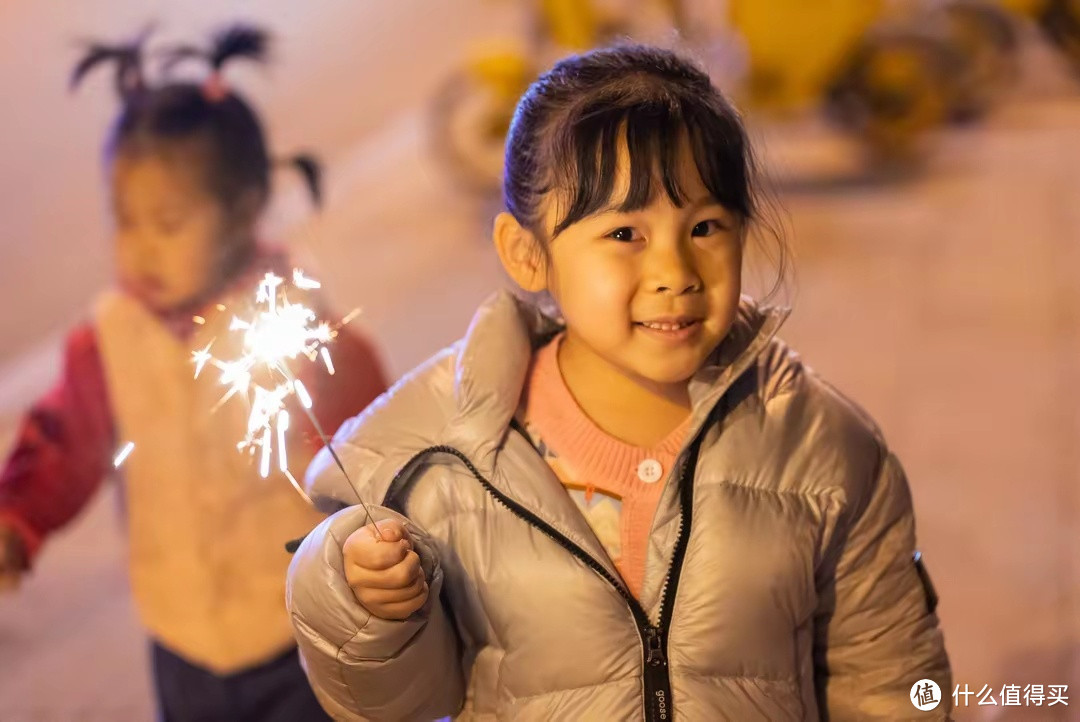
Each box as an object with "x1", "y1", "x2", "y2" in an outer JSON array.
[{"x1": 493, "y1": 212, "x2": 547, "y2": 293}]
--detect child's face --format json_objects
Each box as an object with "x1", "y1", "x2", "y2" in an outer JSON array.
[
  {"x1": 543, "y1": 139, "x2": 743, "y2": 390},
  {"x1": 110, "y1": 152, "x2": 238, "y2": 312}
]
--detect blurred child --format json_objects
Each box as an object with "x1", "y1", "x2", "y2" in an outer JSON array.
[
  {"x1": 0, "y1": 24, "x2": 387, "y2": 722},
  {"x1": 286, "y1": 45, "x2": 950, "y2": 720}
]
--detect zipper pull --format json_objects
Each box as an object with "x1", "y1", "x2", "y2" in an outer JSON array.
[{"x1": 645, "y1": 627, "x2": 666, "y2": 666}]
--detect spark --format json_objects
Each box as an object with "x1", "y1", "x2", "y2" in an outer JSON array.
[
  {"x1": 293, "y1": 269, "x2": 321, "y2": 290},
  {"x1": 294, "y1": 379, "x2": 313, "y2": 409},
  {"x1": 320, "y1": 347, "x2": 335, "y2": 375},
  {"x1": 113, "y1": 441, "x2": 135, "y2": 469},
  {"x1": 192, "y1": 342, "x2": 213, "y2": 379},
  {"x1": 276, "y1": 411, "x2": 290, "y2": 473}
]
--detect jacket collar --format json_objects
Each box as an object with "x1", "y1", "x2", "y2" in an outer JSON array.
[{"x1": 445, "y1": 289, "x2": 790, "y2": 473}]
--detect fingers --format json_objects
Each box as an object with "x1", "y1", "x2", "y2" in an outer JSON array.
[
  {"x1": 346, "y1": 550, "x2": 423, "y2": 590},
  {"x1": 368, "y1": 588, "x2": 429, "y2": 621},
  {"x1": 341, "y1": 517, "x2": 430, "y2": 620},
  {"x1": 343, "y1": 524, "x2": 414, "y2": 572},
  {"x1": 353, "y1": 573, "x2": 428, "y2": 606}
]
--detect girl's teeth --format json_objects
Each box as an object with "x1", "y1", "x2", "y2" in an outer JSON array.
[{"x1": 643, "y1": 321, "x2": 691, "y2": 331}]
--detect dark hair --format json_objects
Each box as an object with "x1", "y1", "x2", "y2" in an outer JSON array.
[
  {"x1": 503, "y1": 44, "x2": 788, "y2": 300},
  {"x1": 71, "y1": 24, "x2": 322, "y2": 211}
]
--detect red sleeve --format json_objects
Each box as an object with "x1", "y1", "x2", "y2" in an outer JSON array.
[
  {"x1": 0, "y1": 324, "x2": 115, "y2": 566},
  {"x1": 296, "y1": 325, "x2": 389, "y2": 450}
]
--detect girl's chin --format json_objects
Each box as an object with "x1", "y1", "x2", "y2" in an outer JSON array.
[
  {"x1": 630, "y1": 349, "x2": 716, "y2": 387},
  {"x1": 622, "y1": 358, "x2": 701, "y2": 388}
]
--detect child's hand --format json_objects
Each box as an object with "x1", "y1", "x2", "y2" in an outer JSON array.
[
  {"x1": 343, "y1": 518, "x2": 428, "y2": 620},
  {"x1": 0, "y1": 523, "x2": 27, "y2": 593}
]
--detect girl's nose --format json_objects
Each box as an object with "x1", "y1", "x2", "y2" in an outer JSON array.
[
  {"x1": 120, "y1": 233, "x2": 159, "y2": 273},
  {"x1": 647, "y1": 241, "x2": 703, "y2": 295}
]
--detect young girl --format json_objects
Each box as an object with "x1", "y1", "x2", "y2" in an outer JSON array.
[
  {"x1": 0, "y1": 25, "x2": 387, "y2": 722},
  {"x1": 286, "y1": 45, "x2": 950, "y2": 721}
]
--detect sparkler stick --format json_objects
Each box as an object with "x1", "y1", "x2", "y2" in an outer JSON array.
[
  {"x1": 194, "y1": 269, "x2": 384, "y2": 540},
  {"x1": 273, "y1": 361, "x2": 384, "y2": 541}
]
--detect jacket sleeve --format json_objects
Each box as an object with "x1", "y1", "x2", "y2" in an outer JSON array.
[
  {"x1": 287, "y1": 503, "x2": 464, "y2": 721},
  {"x1": 0, "y1": 324, "x2": 115, "y2": 565},
  {"x1": 814, "y1": 450, "x2": 952, "y2": 720}
]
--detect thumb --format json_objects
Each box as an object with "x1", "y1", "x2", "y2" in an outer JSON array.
[{"x1": 372, "y1": 518, "x2": 408, "y2": 544}]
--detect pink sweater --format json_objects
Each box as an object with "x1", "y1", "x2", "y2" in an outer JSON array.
[{"x1": 520, "y1": 335, "x2": 690, "y2": 598}]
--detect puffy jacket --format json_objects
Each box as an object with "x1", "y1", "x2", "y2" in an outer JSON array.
[{"x1": 287, "y1": 290, "x2": 951, "y2": 721}]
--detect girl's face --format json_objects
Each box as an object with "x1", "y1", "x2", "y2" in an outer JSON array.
[
  {"x1": 110, "y1": 151, "x2": 245, "y2": 312},
  {"x1": 542, "y1": 140, "x2": 744, "y2": 394}
]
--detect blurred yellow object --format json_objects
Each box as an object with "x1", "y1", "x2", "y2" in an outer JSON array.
[
  {"x1": 859, "y1": 38, "x2": 952, "y2": 156},
  {"x1": 729, "y1": 0, "x2": 885, "y2": 111},
  {"x1": 541, "y1": 0, "x2": 603, "y2": 50},
  {"x1": 464, "y1": 44, "x2": 536, "y2": 102}
]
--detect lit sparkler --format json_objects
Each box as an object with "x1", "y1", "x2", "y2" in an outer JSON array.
[{"x1": 194, "y1": 269, "x2": 381, "y2": 537}]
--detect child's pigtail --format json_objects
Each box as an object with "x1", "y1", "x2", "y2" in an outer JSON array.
[
  {"x1": 277, "y1": 154, "x2": 323, "y2": 209},
  {"x1": 160, "y1": 23, "x2": 271, "y2": 102},
  {"x1": 207, "y1": 24, "x2": 271, "y2": 71},
  {"x1": 70, "y1": 24, "x2": 153, "y2": 102}
]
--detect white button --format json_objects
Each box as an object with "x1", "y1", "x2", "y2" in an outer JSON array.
[{"x1": 637, "y1": 459, "x2": 663, "y2": 484}]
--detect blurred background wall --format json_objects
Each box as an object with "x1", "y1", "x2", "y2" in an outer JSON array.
[{"x1": 0, "y1": 1, "x2": 1077, "y2": 719}]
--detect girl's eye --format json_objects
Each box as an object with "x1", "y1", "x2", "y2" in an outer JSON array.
[
  {"x1": 691, "y1": 219, "x2": 726, "y2": 237},
  {"x1": 607, "y1": 226, "x2": 639, "y2": 243}
]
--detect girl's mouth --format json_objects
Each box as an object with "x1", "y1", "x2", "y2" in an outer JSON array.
[
  {"x1": 638, "y1": 320, "x2": 697, "y2": 331},
  {"x1": 634, "y1": 318, "x2": 703, "y2": 342}
]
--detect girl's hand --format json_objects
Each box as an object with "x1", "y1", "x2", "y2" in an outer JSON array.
[
  {"x1": 0, "y1": 523, "x2": 26, "y2": 593},
  {"x1": 343, "y1": 518, "x2": 428, "y2": 620}
]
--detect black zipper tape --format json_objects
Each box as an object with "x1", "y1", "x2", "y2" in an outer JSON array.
[{"x1": 383, "y1": 428, "x2": 704, "y2": 721}]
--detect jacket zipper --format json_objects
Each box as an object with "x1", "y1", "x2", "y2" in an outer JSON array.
[{"x1": 382, "y1": 434, "x2": 703, "y2": 721}]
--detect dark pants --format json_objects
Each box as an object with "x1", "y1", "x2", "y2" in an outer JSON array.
[{"x1": 151, "y1": 642, "x2": 331, "y2": 722}]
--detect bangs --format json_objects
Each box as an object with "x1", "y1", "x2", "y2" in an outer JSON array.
[{"x1": 546, "y1": 94, "x2": 754, "y2": 237}]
